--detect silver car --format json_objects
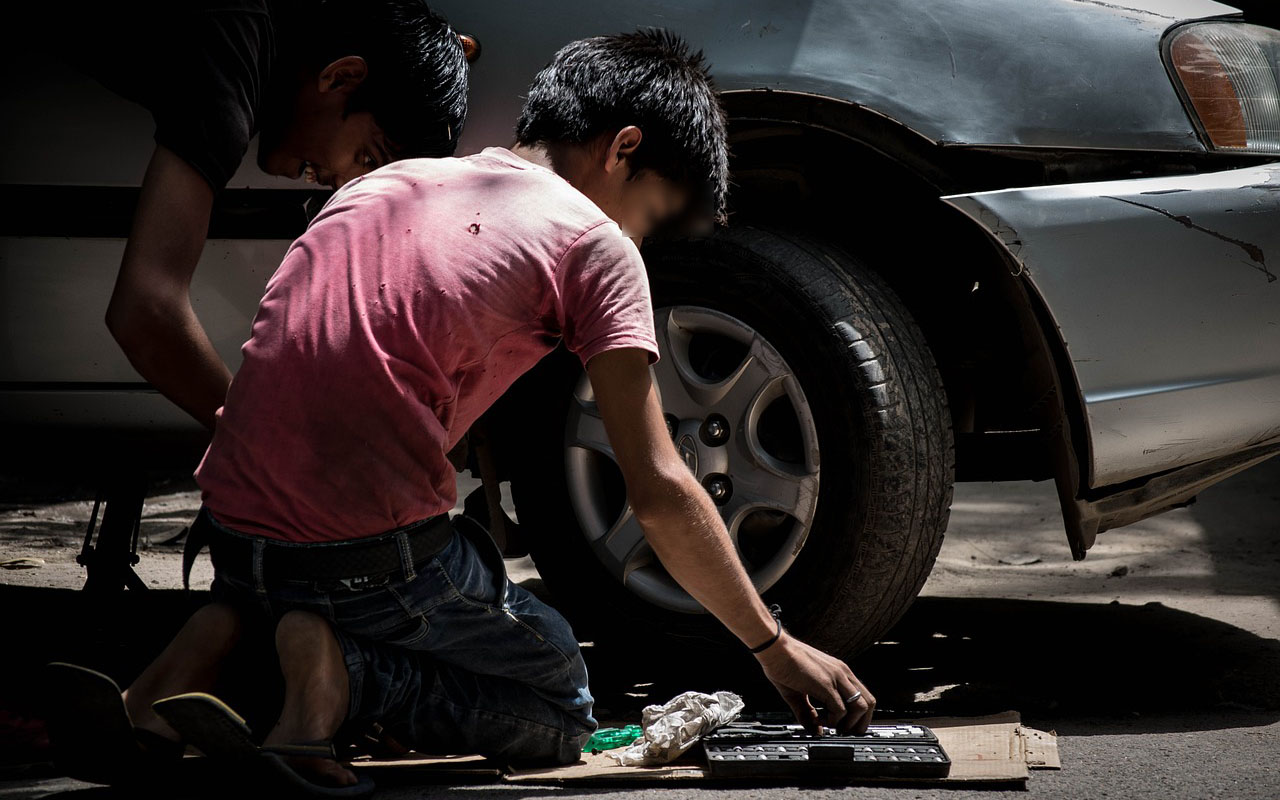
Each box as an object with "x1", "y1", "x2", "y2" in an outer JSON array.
[{"x1": 4, "y1": 0, "x2": 1279, "y2": 658}]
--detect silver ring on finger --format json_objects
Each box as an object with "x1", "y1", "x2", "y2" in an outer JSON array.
[{"x1": 844, "y1": 690, "x2": 863, "y2": 705}]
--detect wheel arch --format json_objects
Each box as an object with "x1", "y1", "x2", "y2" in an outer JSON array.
[{"x1": 719, "y1": 90, "x2": 1096, "y2": 556}]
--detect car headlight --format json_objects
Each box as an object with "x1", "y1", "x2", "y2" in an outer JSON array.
[{"x1": 1166, "y1": 22, "x2": 1280, "y2": 154}]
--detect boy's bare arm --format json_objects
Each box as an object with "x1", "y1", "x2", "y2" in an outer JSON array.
[
  {"x1": 585, "y1": 347, "x2": 876, "y2": 733},
  {"x1": 105, "y1": 145, "x2": 231, "y2": 430}
]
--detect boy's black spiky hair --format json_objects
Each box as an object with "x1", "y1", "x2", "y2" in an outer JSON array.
[{"x1": 516, "y1": 28, "x2": 729, "y2": 227}]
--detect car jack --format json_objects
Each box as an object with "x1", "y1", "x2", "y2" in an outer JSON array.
[{"x1": 76, "y1": 472, "x2": 148, "y2": 594}]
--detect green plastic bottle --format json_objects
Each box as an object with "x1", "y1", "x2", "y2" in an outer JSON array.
[{"x1": 584, "y1": 725, "x2": 643, "y2": 754}]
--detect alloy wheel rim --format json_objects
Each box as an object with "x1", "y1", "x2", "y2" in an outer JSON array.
[{"x1": 564, "y1": 305, "x2": 821, "y2": 613}]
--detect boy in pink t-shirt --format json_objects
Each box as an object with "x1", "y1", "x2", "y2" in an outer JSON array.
[{"x1": 64, "y1": 30, "x2": 875, "y2": 794}]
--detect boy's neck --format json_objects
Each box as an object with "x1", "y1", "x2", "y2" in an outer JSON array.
[
  {"x1": 508, "y1": 142, "x2": 637, "y2": 245},
  {"x1": 509, "y1": 142, "x2": 573, "y2": 181},
  {"x1": 510, "y1": 142, "x2": 552, "y2": 168}
]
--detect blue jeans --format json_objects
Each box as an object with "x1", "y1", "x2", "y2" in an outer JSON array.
[{"x1": 203, "y1": 508, "x2": 596, "y2": 766}]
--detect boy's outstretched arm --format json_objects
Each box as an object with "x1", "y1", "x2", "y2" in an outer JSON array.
[
  {"x1": 585, "y1": 347, "x2": 876, "y2": 734},
  {"x1": 105, "y1": 144, "x2": 230, "y2": 431}
]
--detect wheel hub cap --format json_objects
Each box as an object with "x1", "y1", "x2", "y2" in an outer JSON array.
[{"x1": 564, "y1": 305, "x2": 821, "y2": 613}]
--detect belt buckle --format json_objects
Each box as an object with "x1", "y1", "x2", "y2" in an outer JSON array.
[{"x1": 335, "y1": 573, "x2": 390, "y2": 592}]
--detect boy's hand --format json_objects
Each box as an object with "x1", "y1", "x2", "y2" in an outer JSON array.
[{"x1": 754, "y1": 633, "x2": 875, "y2": 735}]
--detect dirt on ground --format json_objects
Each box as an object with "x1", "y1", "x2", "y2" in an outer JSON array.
[{"x1": 2, "y1": 460, "x2": 1278, "y2": 799}]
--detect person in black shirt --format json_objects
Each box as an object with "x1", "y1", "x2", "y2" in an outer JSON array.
[
  {"x1": 49, "y1": 0, "x2": 470, "y2": 429},
  {"x1": 33, "y1": 4, "x2": 470, "y2": 790}
]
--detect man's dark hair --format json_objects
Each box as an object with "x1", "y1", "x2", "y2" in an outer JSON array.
[
  {"x1": 313, "y1": 0, "x2": 468, "y2": 158},
  {"x1": 515, "y1": 29, "x2": 729, "y2": 226}
]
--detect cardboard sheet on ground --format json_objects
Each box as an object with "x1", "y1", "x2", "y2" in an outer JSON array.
[{"x1": 350, "y1": 711, "x2": 1059, "y2": 786}]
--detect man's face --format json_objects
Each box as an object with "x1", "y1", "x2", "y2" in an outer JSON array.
[
  {"x1": 258, "y1": 109, "x2": 396, "y2": 191},
  {"x1": 256, "y1": 56, "x2": 398, "y2": 190}
]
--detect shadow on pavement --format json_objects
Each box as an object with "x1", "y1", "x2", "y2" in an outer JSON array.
[
  {"x1": 2, "y1": 576, "x2": 1277, "y2": 792},
  {"x1": 1186, "y1": 455, "x2": 1280, "y2": 606},
  {"x1": 578, "y1": 593, "x2": 1280, "y2": 737}
]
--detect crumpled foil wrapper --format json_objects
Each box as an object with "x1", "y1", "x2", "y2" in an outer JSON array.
[{"x1": 610, "y1": 690, "x2": 745, "y2": 766}]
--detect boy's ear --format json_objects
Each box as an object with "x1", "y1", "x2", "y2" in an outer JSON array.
[
  {"x1": 603, "y1": 126, "x2": 644, "y2": 175},
  {"x1": 317, "y1": 56, "x2": 370, "y2": 94}
]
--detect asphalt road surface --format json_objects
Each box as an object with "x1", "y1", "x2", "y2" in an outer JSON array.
[{"x1": 1, "y1": 458, "x2": 1277, "y2": 799}]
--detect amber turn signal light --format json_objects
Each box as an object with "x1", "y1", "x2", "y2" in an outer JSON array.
[
  {"x1": 1170, "y1": 29, "x2": 1247, "y2": 149},
  {"x1": 1167, "y1": 22, "x2": 1280, "y2": 153},
  {"x1": 459, "y1": 33, "x2": 481, "y2": 63}
]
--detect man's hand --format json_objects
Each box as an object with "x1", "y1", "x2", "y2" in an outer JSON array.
[
  {"x1": 755, "y1": 633, "x2": 876, "y2": 735},
  {"x1": 585, "y1": 347, "x2": 875, "y2": 733},
  {"x1": 105, "y1": 144, "x2": 229, "y2": 430}
]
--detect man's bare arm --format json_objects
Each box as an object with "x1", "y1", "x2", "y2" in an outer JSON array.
[
  {"x1": 105, "y1": 145, "x2": 231, "y2": 430},
  {"x1": 585, "y1": 347, "x2": 876, "y2": 733}
]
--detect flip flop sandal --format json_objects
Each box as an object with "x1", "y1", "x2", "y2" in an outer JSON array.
[
  {"x1": 43, "y1": 662, "x2": 184, "y2": 786},
  {"x1": 154, "y1": 692, "x2": 375, "y2": 798}
]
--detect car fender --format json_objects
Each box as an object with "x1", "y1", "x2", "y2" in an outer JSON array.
[{"x1": 943, "y1": 163, "x2": 1280, "y2": 490}]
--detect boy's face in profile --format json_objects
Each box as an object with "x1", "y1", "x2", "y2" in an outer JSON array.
[
  {"x1": 613, "y1": 169, "x2": 690, "y2": 239},
  {"x1": 572, "y1": 127, "x2": 692, "y2": 240}
]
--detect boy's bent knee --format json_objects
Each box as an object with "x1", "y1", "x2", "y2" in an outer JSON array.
[{"x1": 193, "y1": 601, "x2": 241, "y2": 632}]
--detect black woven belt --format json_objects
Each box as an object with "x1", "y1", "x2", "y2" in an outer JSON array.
[{"x1": 193, "y1": 511, "x2": 453, "y2": 588}]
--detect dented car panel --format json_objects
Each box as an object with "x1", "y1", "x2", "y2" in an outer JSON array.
[
  {"x1": 433, "y1": 0, "x2": 1240, "y2": 158},
  {"x1": 943, "y1": 163, "x2": 1280, "y2": 488}
]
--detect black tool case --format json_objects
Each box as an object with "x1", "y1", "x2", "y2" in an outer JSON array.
[{"x1": 703, "y1": 722, "x2": 951, "y2": 779}]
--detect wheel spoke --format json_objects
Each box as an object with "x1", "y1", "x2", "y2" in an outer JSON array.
[
  {"x1": 566, "y1": 396, "x2": 614, "y2": 460},
  {"x1": 722, "y1": 469, "x2": 819, "y2": 544},
  {"x1": 650, "y1": 309, "x2": 707, "y2": 419},
  {"x1": 590, "y1": 507, "x2": 652, "y2": 581},
  {"x1": 653, "y1": 309, "x2": 792, "y2": 426},
  {"x1": 714, "y1": 336, "x2": 790, "y2": 423}
]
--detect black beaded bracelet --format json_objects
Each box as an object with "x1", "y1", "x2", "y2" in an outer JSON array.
[{"x1": 748, "y1": 604, "x2": 784, "y2": 654}]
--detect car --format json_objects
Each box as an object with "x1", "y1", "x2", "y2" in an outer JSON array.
[{"x1": 3, "y1": 0, "x2": 1279, "y2": 658}]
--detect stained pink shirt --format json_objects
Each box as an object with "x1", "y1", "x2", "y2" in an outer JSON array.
[{"x1": 195, "y1": 147, "x2": 659, "y2": 542}]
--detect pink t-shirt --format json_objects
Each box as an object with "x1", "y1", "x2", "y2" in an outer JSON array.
[{"x1": 195, "y1": 147, "x2": 659, "y2": 542}]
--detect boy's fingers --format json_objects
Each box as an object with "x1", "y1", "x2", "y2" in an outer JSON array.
[
  {"x1": 780, "y1": 690, "x2": 819, "y2": 733},
  {"x1": 852, "y1": 691, "x2": 876, "y2": 735},
  {"x1": 833, "y1": 680, "x2": 865, "y2": 734},
  {"x1": 815, "y1": 685, "x2": 848, "y2": 731}
]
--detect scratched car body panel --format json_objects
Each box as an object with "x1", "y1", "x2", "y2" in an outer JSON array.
[
  {"x1": 944, "y1": 164, "x2": 1280, "y2": 486},
  {"x1": 434, "y1": 0, "x2": 1240, "y2": 154}
]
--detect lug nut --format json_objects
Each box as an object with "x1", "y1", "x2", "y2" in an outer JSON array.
[
  {"x1": 701, "y1": 414, "x2": 730, "y2": 446},
  {"x1": 703, "y1": 474, "x2": 732, "y2": 505}
]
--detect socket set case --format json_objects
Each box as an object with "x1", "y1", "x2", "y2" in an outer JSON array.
[{"x1": 703, "y1": 722, "x2": 951, "y2": 779}]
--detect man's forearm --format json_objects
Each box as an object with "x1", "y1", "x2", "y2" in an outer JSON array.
[
  {"x1": 107, "y1": 143, "x2": 224, "y2": 430},
  {"x1": 109, "y1": 299, "x2": 232, "y2": 431},
  {"x1": 635, "y1": 470, "x2": 779, "y2": 648}
]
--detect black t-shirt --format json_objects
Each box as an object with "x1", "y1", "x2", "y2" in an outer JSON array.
[{"x1": 46, "y1": 1, "x2": 294, "y2": 190}]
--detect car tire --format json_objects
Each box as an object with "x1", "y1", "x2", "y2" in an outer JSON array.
[{"x1": 508, "y1": 226, "x2": 954, "y2": 659}]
